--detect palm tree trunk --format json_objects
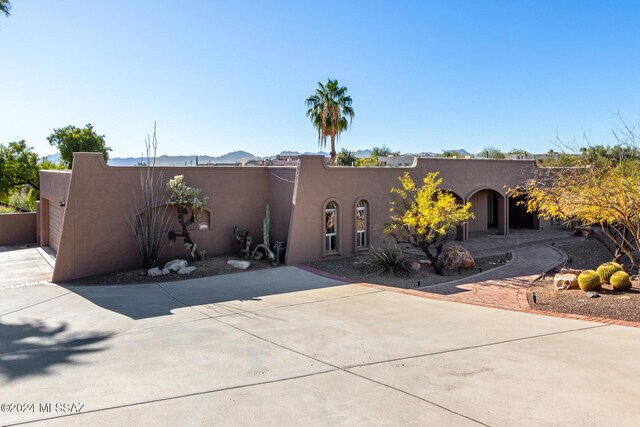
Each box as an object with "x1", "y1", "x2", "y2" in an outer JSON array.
[{"x1": 329, "y1": 134, "x2": 337, "y2": 165}]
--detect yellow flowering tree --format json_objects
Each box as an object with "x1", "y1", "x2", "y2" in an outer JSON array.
[
  {"x1": 385, "y1": 172, "x2": 473, "y2": 275},
  {"x1": 511, "y1": 158, "x2": 640, "y2": 268}
]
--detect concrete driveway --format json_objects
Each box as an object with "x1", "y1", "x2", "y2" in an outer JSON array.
[
  {"x1": 1, "y1": 266, "x2": 639, "y2": 426},
  {"x1": 0, "y1": 247, "x2": 53, "y2": 288}
]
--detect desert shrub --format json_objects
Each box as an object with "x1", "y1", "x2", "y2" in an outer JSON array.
[
  {"x1": 361, "y1": 246, "x2": 413, "y2": 277},
  {"x1": 8, "y1": 190, "x2": 33, "y2": 212},
  {"x1": 577, "y1": 270, "x2": 601, "y2": 292},
  {"x1": 0, "y1": 205, "x2": 17, "y2": 213},
  {"x1": 596, "y1": 262, "x2": 623, "y2": 284},
  {"x1": 610, "y1": 271, "x2": 632, "y2": 291},
  {"x1": 128, "y1": 125, "x2": 171, "y2": 269}
]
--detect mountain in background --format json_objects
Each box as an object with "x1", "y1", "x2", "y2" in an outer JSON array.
[
  {"x1": 108, "y1": 150, "x2": 257, "y2": 166},
  {"x1": 41, "y1": 147, "x2": 476, "y2": 166},
  {"x1": 43, "y1": 151, "x2": 257, "y2": 166},
  {"x1": 449, "y1": 149, "x2": 472, "y2": 157},
  {"x1": 276, "y1": 150, "x2": 329, "y2": 158},
  {"x1": 276, "y1": 149, "x2": 371, "y2": 158},
  {"x1": 45, "y1": 153, "x2": 61, "y2": 163}
]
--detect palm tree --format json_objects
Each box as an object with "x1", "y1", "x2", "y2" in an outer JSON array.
[
  {"x1": 0, "y1": 0, "x2": 11, "y2": 17},
  {"x1": 305, "y1": 79, "x2": 354, "y2": 165}
]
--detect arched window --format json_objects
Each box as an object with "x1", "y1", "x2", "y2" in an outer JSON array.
[
  {"x1": 355, "y1": 200, "x2": 368, "y2": 249},
  {"x1": 325, "y1": 202, "x2": 338, "y2": 253}
]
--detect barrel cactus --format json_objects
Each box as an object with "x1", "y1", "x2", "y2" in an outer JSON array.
[
  {"x1": 610, "y1": 271, "x2": 632, "y2": 291},
  {"x1": 596, "y1": 262, "x2": 623, "y2": 284},
  {"x1": 577, "y1": 270, "x2": 601, "y2": 292}
]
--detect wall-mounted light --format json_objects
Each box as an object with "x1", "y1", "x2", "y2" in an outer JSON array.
[
  {"x1": 198, "y1": 222, "x2": 208, "y2": 230},
  {"x1": 59, "y1": 201, "x2": 66, "y2": 207}
]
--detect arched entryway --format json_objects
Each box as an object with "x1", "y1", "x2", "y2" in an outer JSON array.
[{"x1": 465, "y1": 188, "x2": 507, "y2": 239}]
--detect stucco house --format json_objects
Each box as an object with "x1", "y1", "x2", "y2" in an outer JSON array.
[{"x1": 38, "y1": 153, "x2": 546, "y2": 282}]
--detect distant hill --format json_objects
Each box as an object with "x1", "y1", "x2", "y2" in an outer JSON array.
[
  {"x1": 277, "y1": 149, "x2": 371, "y2": 158},
  {"x1": 450, "y1": 149, "x2": 472, "y2": 157},
  {"x1": 42, "y1": 147, "x2": 481, "y2": 166},
  {"x1": 45, "y1": 153, "x2": 61, "y2": 163},
  {"x1": 107, "y1": 150, "x2": 257, "y2": 166},
  {"x1": 276, "y1": 150, "x2": 330, "y2": 158}
]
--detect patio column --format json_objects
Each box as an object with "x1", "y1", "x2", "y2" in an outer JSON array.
[{"x1": 498, "y1": 195, "x2": 508, "y2": 235}]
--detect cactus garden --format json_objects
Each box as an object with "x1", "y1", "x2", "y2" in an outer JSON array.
[{"x1": 528, "y1": 238, "x2": 640, "y2": 323}]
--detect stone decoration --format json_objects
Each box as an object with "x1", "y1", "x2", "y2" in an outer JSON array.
[
  {"x1": 177, "y1": 266, "x2": 197, "y2": 275},
  {"x1": 554, "y1": 273, "x2": 579, "y2": 291},
  {"x1": 439, "y1": 245, "x2": 475, "y2": 270},
  {"x1": 410, "y1": 262, "x2": 421, "y2": 272},
  {"x1": 148, "y1": 267, "x2": 163, "y2": 277},
  {"x1": 227, "y1": 260, "x2": 251, "y2": 270},
  {"x1": 162, "y1": 268, "x2": 170, "y2": 275},
  {"x1": 164, "y1": 259, "x2": 188, "y2": 272}
]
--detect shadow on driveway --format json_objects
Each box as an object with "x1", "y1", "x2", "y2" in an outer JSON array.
[
  {"x1": 64, "y1": 266, "x2": 351, "y2": 320},
  {"x1": 0, "y1": 320, "x2": 111, "y2": 383}
]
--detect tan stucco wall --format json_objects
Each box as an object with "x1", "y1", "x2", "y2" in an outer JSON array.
[
  {"x1": 38, "y1": 170, "x2": 72, "y2": 248},
  {"x1": 43, "y1": 153, "x2": 295, "y2": 282},
  {"x1": 0, "y1": 213, "x2": 37, "y2": 246},
  {"x1": 285, "y1": 156, "x2": 537, "y2": 264},
  {"x1": 40, "y1": 152, "x2": 542, "y2": 281}
]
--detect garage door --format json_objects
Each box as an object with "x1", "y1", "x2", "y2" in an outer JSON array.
[{"x1": 49, "y1": 201, "x2": 64, "y2": 253}]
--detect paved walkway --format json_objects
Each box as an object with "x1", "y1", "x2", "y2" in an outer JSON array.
[
  {"x1": 459, "y1": 227, "x2": 577, "y2": 257},
  {"x1": 414, "y1": 244, "x2": 566, "y2": 310},
  {"x1": 2, "y1": 266, "x2": 640, "y2": 425}
]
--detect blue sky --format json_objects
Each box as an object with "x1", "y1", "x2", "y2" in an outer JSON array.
[{"x1": 1, "y1": 1, "x2": 640, "y2": 158}]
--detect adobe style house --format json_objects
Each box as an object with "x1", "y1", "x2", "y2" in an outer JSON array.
[{"x1": 38, "y1": 153, "x2": 546, "y2": 282}]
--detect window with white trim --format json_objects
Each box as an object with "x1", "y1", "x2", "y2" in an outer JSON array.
[
  {"x1": 325, "y1": 202, "x2": 338, "y2": 253},
  {"x1": 356, "y1": 200, "x2": 368, "y2": 248}
]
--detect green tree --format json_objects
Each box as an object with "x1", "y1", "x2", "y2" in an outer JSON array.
[
  {"x1": 47, "y1": 124, "x2": 111, "y2": 168},
  {"x1": 371, "y1": 146, "x2": 400, "y2": 160},
  {"x1": 479, "y1": 146, "x2": 505, "y2": 159},
  {"x1": 0, "y1": 141, "x2": 39, "y2": 198},
  {"x1": 305, "y1": 79, "x2": 354, "y2": 165},
  {"x1": 336, "y1": 148, "x2": 357, "y2": 166},
  {"x1": 385, "y1": 172, "x2": 473, "y2": 275},
  {"x1": 508, "y1": 148, "x2": 528, "y2": 155},
  {"x1": 0, "y1": 141, "x2": 65, "y2": 210},
  {"x1": 439, "y1": 150, "x2": 459, "y2": 158},
  {"x1": 0, "y1": 0, "x2": 11, "y2": 17}
]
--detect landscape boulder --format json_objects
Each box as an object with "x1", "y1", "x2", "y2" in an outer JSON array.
[
  {"x1": 162, "y1": 268, "x2": 170, "y2": 275},
  {"x1": 148, "y1": 267, "x2": 163, "y2": 277},
  {"x1": 227, "y1": 260, "x2": 251, "y2": 270},
  {"x1": 164, "y1": 259, "x2": 188, "y2": 273},
  {"x1": 554, "y1": 273, "x2": 579, "y2": 291},
  {"x1": 410, "y1": 262, "x2": 421, "y2": 272},
  {"x1": 177, "y1": 266, "x2": 197, "y2": 275},
  {"x1": 439, "y1": 246, "x2": 475, "y2": 270}
]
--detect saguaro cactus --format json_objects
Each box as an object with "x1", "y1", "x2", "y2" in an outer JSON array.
[{"x1": 251, "y1": 204, "x2": 277, "y2": 265}]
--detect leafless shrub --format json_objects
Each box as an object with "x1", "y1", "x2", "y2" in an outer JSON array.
[{"x1": 127, "y1": 123, "x2": 171, "y2": 268}]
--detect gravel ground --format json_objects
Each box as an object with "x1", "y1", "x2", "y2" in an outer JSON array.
[
  {"x1": 307, "y1": 252, "x2": 507, "y2": 289},
  {"x1": 61, "y1": 255, "x2": 276, "y2": 286},
  {"x1": 528, "y1": 238, "x2": 640, "y2": 322}
]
